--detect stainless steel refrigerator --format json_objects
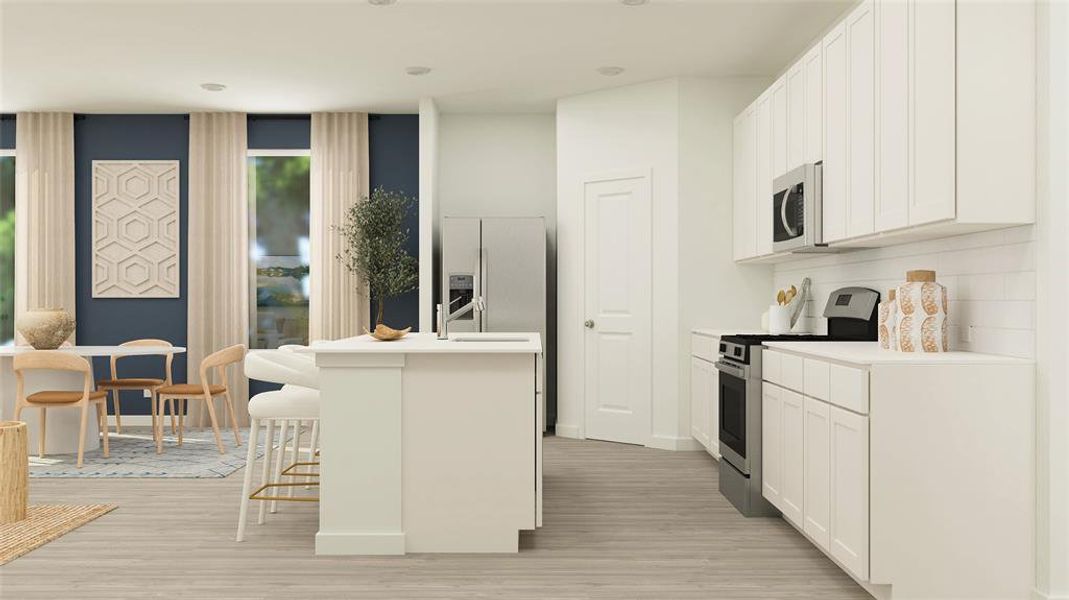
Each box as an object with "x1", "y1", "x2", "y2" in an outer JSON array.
[{"x1": 440, "y1": 217, "x2": 546, "y2": 339}]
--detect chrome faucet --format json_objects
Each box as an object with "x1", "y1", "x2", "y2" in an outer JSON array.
[{"x1": 436, "y1": 296, "x2": 484, "y2": 340}]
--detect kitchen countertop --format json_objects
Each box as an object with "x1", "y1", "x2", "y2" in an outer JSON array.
[
  {"x1": 300, "y1": 332, "x2": 542, "y2": 355},
  {"x1": 691, "y1": 328, "x2": 768, "y2": 337},
  {"x1": 763, "y1": 341, "x2": 1032, "y2": 366}
]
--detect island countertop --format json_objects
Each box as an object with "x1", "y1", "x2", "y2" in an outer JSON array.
[{"x1": 301, "y1": 332, "x2": 542, "y2": 355}]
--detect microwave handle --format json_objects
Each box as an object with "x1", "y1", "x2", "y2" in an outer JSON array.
[{"x1": 780, "y1": 185, "x2": 800, "y2": 238}]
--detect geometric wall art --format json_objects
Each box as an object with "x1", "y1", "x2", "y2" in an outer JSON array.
[{"x1": 91, "y1": 160, "x2": 180, "y2": 298}]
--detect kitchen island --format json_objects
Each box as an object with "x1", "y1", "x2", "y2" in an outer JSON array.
[{"x1": 302, "y1": 332, "x2": 543, "y2": 555}]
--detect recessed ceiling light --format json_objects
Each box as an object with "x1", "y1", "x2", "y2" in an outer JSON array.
[
  {"x1": 405, "y1": 66, "x2": 432, "y2": 76},
  {"x1": 200, "y1": 82, "x2": 226, "y2": 92},
  {"x1": 620, "y1": 0, "x2": 648, "y2": 5},
  {"x1": 596, "y1": 66, "x2": 625, "y2": 77},
  {"x1": 368, "y1": 0, "x2": 396, "y2": 4}
]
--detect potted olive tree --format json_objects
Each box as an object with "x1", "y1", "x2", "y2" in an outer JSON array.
[{"x1": 337, "y1": 187, "x2": 418, "y2": 339}]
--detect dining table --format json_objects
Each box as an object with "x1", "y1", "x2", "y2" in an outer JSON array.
[{"x1": 0, "y1": 345, "x2": 186, "y2": 454}]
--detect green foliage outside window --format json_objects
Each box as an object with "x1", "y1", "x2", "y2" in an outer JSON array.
[{"x1": 0, "y1": 156, "x2": 14, "y2": 345}]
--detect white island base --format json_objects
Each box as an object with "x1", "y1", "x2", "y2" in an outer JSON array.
[{"x1": 306, "y1": 333, "x2": 543, "y2": 555}]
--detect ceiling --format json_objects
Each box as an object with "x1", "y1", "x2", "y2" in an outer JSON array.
[{"x1": 0, "y1": 0, "x2": 852, "y2": 114}]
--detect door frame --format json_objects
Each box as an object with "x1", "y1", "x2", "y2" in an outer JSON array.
[{"x1": 577, "y1": 168, "x2": 653, "y2": 447}]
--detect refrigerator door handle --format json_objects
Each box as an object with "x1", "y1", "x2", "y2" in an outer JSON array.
[{"x1": 473, "y1": 248, "x2": 486, "y2": 332}]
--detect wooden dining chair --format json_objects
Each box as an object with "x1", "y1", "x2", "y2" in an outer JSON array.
[
  {"x1": 96, "y1": 339, "x2": 178, "y2": 438},
  {"x1": 13, "y1": 351, "x2": 111, "y2": 468},
  {"x1": 155, "y1": 344, "x2": 247, "y2": 455}
]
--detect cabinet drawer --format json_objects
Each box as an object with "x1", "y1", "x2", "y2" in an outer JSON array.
[
  {"x1": 691, "y1": 334, "x2": 719, "y2": 362},
  {"x1": 764, "y1": 350, "x2": 782, "y2": 385},
  {"x1": 829, "y1": 364, "x2": 868, "y2": 414},
  {"x1": 781, "y1": 353, "x2": 804, "y2": 392},
  {"x1": 804, "y1": 359, "x2": 831, "y2": 401}
]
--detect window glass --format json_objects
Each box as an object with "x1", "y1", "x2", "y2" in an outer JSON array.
[
  {"x1": 248, "y1": 154, "x2": 310, "y2": 349},
  {"x1": 0, "y1": 155, "x2": 13, "y2": 346}
]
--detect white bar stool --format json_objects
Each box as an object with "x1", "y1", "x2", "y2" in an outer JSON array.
[{"x1": 237, "y1": 347, "x2": 320, "y2": 542}]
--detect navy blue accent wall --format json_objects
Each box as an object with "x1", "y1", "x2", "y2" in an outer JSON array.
[
  {"x1": 248, "y1": 115, "x2": 311, "y2": 150},
  {"x1": 0, "y1": 116, "x2": 14, "y2": 149},
  {"x1": 74, "y1": 115, "x2": 190, "y2": 415},
  {"x1": 368, "y1": 114, "x2": 420, "y2": 330}
]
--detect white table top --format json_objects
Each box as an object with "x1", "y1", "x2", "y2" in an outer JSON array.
[
  {"x1": 0, "y1": 345, "x2": 185, "y2": 357},
  {"x1": 301, "y1": 332, "x2": 542, "y2": 355},
  {"x1": 763, "y1": 341, "x2": 1032, "y2": 366}
]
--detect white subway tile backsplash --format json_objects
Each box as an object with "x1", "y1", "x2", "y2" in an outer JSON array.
[{"x1": 772, "y1": 226, "x2": 1036, "y2": 359}]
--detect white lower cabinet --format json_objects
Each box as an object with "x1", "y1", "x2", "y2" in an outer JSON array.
[
  {"x1": 761, "y1": 384, "x2": 783, "y2": 505},
  {"x1": 762, "y1": 382, "x2": 805, "y2": 527},
  {"x1": 780, "y1": 388, "x2": 805, "y2": 526},
  {"x1": 803, "y1": 396, "x2": 832, "y2": 552},
  {"x1": 830, "y1": 406, "x2": 869, "y2": 580},
  {"x1": 689, "y1": 334, "x2": 720, "y2": 458}
]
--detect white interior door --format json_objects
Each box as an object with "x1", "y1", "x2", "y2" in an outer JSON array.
[{"x1": 582, "y1": 173, "x2": 651, "y2": 446}]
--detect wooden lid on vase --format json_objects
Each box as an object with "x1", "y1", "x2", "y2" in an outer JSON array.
[{"x1": 906, "y1": 270, "x2": 937, "y2": 283}]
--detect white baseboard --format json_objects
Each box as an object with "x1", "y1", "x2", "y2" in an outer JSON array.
[
  {"x1": 647, "y1": 433, "x2": 704, "y2": 452},
  {"x1": 107, "y1": 415, "x2": 155, "y2": 426},
  {"x1": 1033, "y1": 589, "x2": 1069, "y2": 600},
  {"x1": 554, "y1": 423, "x2": 582, "y2": 439}
]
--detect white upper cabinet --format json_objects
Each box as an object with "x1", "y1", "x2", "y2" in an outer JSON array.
[
  {"x1": 822, "y1": 22, "x2": 849, "y2": 244},
  {"x1": 845, "y1": 0, "x2": 876, "y2": 239},
  {"x1": 875, "y1": 0, "x2": 909, "y2": 232},
  {"x1": 732, "y1": 104, "x2": 757, "y2": 261},
  {"x1": 802, "y1": 45, "x2": 823, "y2": 165},
  {"x1": 786, "y1": 63, "x2": 806, "y2": 171},
  {"x1": 770, "y1": 75, "x2": 789, "y2": 179},
  {"x1": 732, "y1": 0, "x2": 1034, "y2": 261},
  {"x1": 909, "y1": 0, "x2": 956, "y2": 227},
  {"x1": 755, "y1": 91, "x2": 774, "y2": 256}
]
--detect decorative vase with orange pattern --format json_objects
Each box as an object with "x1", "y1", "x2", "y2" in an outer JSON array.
[
  {"x1": 895, "y1": 270, "x2": 948, "y2": 353},
  {"x1": 878, "y1": 289, "x2": 898, "y2": 350}
]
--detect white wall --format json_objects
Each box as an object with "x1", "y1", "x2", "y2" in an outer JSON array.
[
  {"x1": 773, "y1": 226, "x2": 1037, "y2": 358},
  {"x1": 436, "y1": 113, "x2": 558, "y2": 418},
  {"x1": 557, "y1": 77, "x2": 772, "y2": 449}
]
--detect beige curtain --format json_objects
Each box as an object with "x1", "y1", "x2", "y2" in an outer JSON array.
[
  {"x1": 14, "y1": 112, "x2": 76, "y2": 344},
  {"x1": 187, "y1": 113, "x2": 249, "y2": 426},
  {"x1": 309, "y1": 112, "x2": 371, "y2": 341}
]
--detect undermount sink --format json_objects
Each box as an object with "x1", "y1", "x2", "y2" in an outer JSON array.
[{"x1": 448, "y1": 335, "x2": 530, "y2": 343}]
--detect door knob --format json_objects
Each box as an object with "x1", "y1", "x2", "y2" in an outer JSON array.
[{"x1": 584, "y1": 319, "x2": 595, "y2": 329}]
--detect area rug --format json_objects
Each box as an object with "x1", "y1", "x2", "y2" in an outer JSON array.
[
  {"x1": 0, "y1": 504, "x2": 116, "y2": 565},
  {"x1": 28, "y1": 427, "x2": 269, "y2": 479}
]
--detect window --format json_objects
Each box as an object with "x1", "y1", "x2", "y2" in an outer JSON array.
[
  {"x1": 0, "y1": 151, "x2": 13, "y2": 346},
  {"x1": 248, "y1": 150, "x2": 311, "y2": 349}
]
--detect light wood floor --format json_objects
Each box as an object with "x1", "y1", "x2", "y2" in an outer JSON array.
[{"x1": 1, "y1": 436, "x2": 868, "y2": 599}]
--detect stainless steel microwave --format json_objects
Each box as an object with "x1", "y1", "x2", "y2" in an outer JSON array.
[{"x1": 772, "y1": 162, "x2": 838, "y2": 253}]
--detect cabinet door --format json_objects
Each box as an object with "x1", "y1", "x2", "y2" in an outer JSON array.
[
  {"x1": 755, "y1": 92, "x2": 774, "y2": 256},
  {"x1": 822, "y1": 22, "x2": 848, "y2": 243},
  {"x1": 706, "y1": 361, "x2": 720, "y2": 459},
  {"x1": 732, "y1": 105, "x2": 757, "y2": 260},
  {"x1": 830, "y1": 406, "x2": 870, "y2": 581},
  {"x1": 786, "y1": 62, "x2": 806, "y2": 171},
  {"x1": 780, "y1": 388, "x2": 805, "y2": 527},
  {"x1": 803, "y1": 396, "x2": 832, "y2": 551},
  {"x1": 690, "y1": 357, "x2": 712, "y2": 449},
  {"x1": 846, "y1": 0, "x2": 876, "y2": 238},
  {"x1": 761, "y1": 383, "x2": 783, "y2": 508},
  {"x1": 875, "y1": 0, "x2": 909, "y2": 232},
  {"x1": 803, "y1": 45, "x2": 823, "y2": 164},
  {"x1": 771, "y1": 76, "x2": 789, "y2": 179},
  {"x1": 910, "y1": 0, "x2": 955, "y2": 226}
]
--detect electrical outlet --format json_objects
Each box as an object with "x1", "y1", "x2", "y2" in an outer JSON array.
[
  {"x1": 962, "y1": 325, "x2": 975, "y2": 343},
  {"x1": 143, "y1": 389, "x2": 152, "y2": 398}
]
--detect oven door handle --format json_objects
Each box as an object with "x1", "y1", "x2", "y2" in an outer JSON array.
[{"x1": 714, "y1": 360, "x2": 748, "y2": 380}]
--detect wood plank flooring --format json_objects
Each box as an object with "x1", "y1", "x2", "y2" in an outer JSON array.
[{"x1": 0, "y1": 436, "x2": 868, "y2": 599}]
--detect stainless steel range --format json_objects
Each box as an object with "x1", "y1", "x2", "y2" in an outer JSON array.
[{"x1": 716, "y1": 287, "x2": 880, "y2": 517}]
